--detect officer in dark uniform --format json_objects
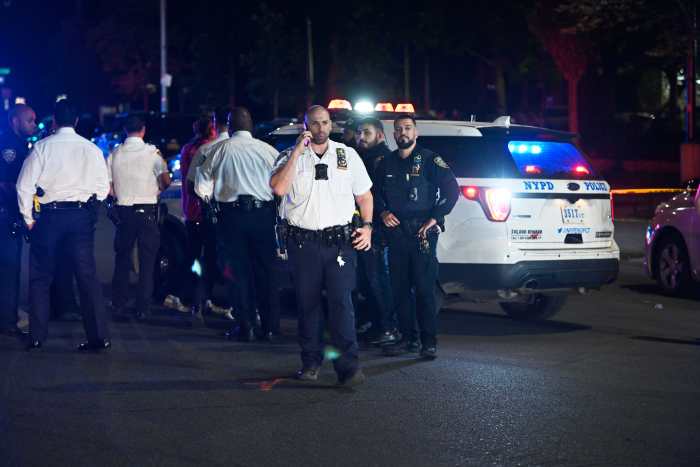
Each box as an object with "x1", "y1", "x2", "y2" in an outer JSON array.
[
  {"x1": 375, "y1": 114, "x2": 459, "y2": 359},
  {"x1": 0, "y1": 104, "x2": 36, "y2": 337},
  {"x1": 16, "y1": 100, "x2": 111, "y2": 351},
  {"x1": 354, "y1": 117, "x2": 398, "y2": 345},
  {"x1": 271, "y1": 105, "x2": 374, "y2": 387}
]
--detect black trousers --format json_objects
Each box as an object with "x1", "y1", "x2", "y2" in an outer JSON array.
[
  {"x1": 28, "y1": 208, "x2": 108, "y2": 342},
  {"x1": 185, "y1": 220, "x2": 218, "y2": 306},
  {"x1": 288, "y1": 239, "x2": 359, "y2": 376},
  {"x1": 217, "y1": 205, "x2": 276, "y2": 333},
  {"x1": 50, "y1": 237, "x2": 80, "y2": 318},
  {"x1": 0, "y1": 213, "x2": 22, "y2": 330},
  {"x1": 356, "y1": 244, "x2": 395, "y2": 333},
  {"x1": 112, "y1": 206, "x2": 160, "y2": 315},
  {"x1": 386, "y1": 229, "x2": 439, "y2": 348}
]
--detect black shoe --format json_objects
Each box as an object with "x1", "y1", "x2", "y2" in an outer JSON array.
[
  {"x1": 77, "y1": 339, "x2": 111, "y2": 352},
  {"x1": 337, "y1": 368, "x2": 366, "y2": 387},
  {"x1": 0, "y1": 326, "x2": 28, "y2": 338},
  {"x1": 420, "y1": 346, "x2": 437, "y2": 360},
  {"x1": 296, "y1": 367, "x2": 320, "y2": 381},
  {"x1": 370, "y1": 329, "x2": 401, "y2": 346},
  {"x1": 383, "y1": 340, "x2": 421, "y2": 357},
  {"x1": 25, "y1": 340, "x2": 42, "y2": 351}
]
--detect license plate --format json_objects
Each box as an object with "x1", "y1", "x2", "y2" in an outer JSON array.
[{"x1": 561, "y1": 206, "x2": 585, "y2": 224}]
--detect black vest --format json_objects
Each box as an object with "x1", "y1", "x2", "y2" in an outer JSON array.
[{"x1": 382, "y1": 147, "x2": 436, "y2": 219}]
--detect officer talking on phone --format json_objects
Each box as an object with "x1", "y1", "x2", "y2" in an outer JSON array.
[{"x1": 270, "y1": 105, "x2": 373, "y2": 387}]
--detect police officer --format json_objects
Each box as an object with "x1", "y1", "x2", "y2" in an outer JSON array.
[
  {"x1": 270, "y1": 105, "x2": 373, "y2": 387},
  {"x1": 375, "y1": 114, "x2": 459, "y2": 359},
  {"x1": 108, "y1": 115, "x2": 171, "y2": 321},
  {"x1": 354, "y1": 117, "x2": 399, "y2": 345},
  {"x1": 0, "y1": 104, "x2": 36, "y2": 337},
  {"x1": 196, "y1": 107, "x2": 279, "y2": 341},
  {"x1": 16, "y1": 100, "x2": 110, "y2": 351}
]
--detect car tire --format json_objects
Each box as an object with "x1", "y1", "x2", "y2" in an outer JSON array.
[
  {"x1": 499, "y1": 294, "x2": 568, "y2": 321},
  {"x1": 654, "y1": 234, "x2": 692, "y2": 295}
]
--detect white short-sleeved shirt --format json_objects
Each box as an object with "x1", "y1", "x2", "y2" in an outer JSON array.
[
  {"x1": 274, "y1": 139, "x2": 372, "y2": 230},
  {"x1": 186, "y1": 131, "x2": 229, "y2": 183},
  {"x1": 16, "y1": 127, "x2": 110, "y2": 225},
  {"x1": 194, "y1": 131, "x2": 278, "y2": 202},
  {"x1": 107, "y1": 136, "x2": 167, "y2": 205}
]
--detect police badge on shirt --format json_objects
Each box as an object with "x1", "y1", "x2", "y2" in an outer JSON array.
[{"x1": 336, "y1": 148, "x2": 348, "y2": 170}]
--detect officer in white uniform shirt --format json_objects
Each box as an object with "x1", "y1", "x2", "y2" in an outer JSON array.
[
  {"x1": 186, "y1": 106, "x2": 231, "y2": 187},
  {"x1": 196, "y1": 107, "x2": 279, "y2": 342},
  {"x1": 107, "y1": 115, "x2": 171, "y2": 321},
  {"x1": 270, "y1": 105, "x2": 374, "y2": 387},
  {"x1": 16, "y1": 100, "x2": 110, "y2": 351}
]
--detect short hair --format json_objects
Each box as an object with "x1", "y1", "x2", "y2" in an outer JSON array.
[
  {"x1": 228, "y1": 107, "x2": 253, "y2": 132},
  {"x1": 394, "y1": 114, "x2": 416, "y2": 126},
  {"x1": 304, "y1": 105, "x2": 329, "y2": 124},
  {"x1": 358, "y1": 117, "x2": 384, "y2": 135},
  {"x1": 54, "y1": 100, "x2": 78, "y2": 127},
  {"x1": 124, "y1": 115, "x2": 145, "y2": 134},
  {"x1": 214, "y1": 107, "x2": 232, "y2": 128},
  {"x1": 8, "y1": 104, "x2": 32, "y2": 125},
  {"x1": 194, "y1": 113, "x2": 214, "y2": 137}
]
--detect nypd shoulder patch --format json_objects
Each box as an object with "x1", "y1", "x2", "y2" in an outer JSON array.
[{"x1": 433, "y1": 155, "x2": 449, "y2": 169}]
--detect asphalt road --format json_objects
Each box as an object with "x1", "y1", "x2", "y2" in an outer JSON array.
[{"x1": 2, "y1": 255, "x2": 699, "y2": 467}]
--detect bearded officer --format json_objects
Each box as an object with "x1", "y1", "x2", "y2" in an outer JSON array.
[
  {"x1": 270, "y1": 105, "x2": 373, "y2": 387},
  {"x1": 0, "y1": 104, "x2": 36, "y2": 337},
  {"x1": 375, "y1": 114, "x2": 459, "y2": 360},
  {"x1": 108, "y1": 115, "x2": 171, "y2": 321},
  {"x1": 16, "y1": 100, "x2": 110, "y2": 351}
]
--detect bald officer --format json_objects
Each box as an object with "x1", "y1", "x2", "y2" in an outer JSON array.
[
  {"x1": 108, "y1": 115, "x2": 171, "y2": 321},
  {"x1": 196, "y1": 107, "x2": 279, "y2": 341},
  {"x1": 0, "y1": 104, "x2": 36, "y2": 337},
  {"x1": 270, "y1": 105, "x2": 373, "y2": 387},
  {"x1": 16, "y1": 100, "x2": 110, "y2": 351}
]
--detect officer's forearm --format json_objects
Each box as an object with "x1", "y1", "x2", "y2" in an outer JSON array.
[
  {"x1": 270, "y1": 151, "x2": 301, "y2": 196},
  {"x1": 355, "y1": 191, "x2": 374, "y2": 223}
]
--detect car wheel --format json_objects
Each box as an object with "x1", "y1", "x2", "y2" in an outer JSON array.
[
  {"x1": 499, "y1": 294, "x2": 568, "y2": 321},
  {"x1": 153, "y1": 229, "x2": 187, "y2": 302},
  {"x1": 654, "y1": 235, "x2": 691, "y2": 295}
]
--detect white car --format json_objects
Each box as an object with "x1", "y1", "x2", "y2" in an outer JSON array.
[
  {"x1": 268, "y1": 116, "x2": 620, "y2": 320},
  {"x1": 643, "y1": 180, "x2": 700, "y2": 295}
]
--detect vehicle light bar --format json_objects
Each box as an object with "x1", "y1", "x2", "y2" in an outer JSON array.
[
  {"x1": 395, "y1": 103, "x2": 415, "y2": 113},
  {"x1": 375, "y1": 102, "x2": 395, "y2": 112},
  {"x1": 328, "y1": 99, "x2": 352, "y2": 110}
]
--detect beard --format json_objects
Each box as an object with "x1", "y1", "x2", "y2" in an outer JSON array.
[
  {"x1": 312, "y1": 133, "x2": 329, "y2": 145},
  {"x1": 396, "y1": 137, "x2": 414, "y2": 149}
]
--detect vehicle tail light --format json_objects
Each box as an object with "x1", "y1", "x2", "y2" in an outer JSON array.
[
  {"x1": 525, "y1": 165, "x2": 541, "y2": 174},
  {"x1": 460, "y1": 186, "x2": 512, "y2": 222},
  {"x1": 610, "y1": 191, "x2": 615, "y2": 221},
  {"x1": 574, "y1": 165, "x2": 590, "y2": 175}
]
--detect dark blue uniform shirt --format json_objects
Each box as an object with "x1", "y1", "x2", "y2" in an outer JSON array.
[{"x1": 0, "y1": 130, "x2": 30, "y2": 215}]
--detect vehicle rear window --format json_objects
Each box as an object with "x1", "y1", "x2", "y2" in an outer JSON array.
[
  {"x1": 507, "y1": 140, "x2": 595, "y2": 178},
  {"x1": 417, "y1": 136, "x2": 594, "y2": 179},
  {"x1": 417, "y1": 136, "x2": 520, "y2": 178}
]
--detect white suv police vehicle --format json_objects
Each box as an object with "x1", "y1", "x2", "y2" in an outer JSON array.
[{"x1": 266, "y1": 116, "x2": 620, "y2": 320}]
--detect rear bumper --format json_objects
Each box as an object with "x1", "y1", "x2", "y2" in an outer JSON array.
[{"x1": 439, "y1": 258, "x2": 619, "y2": 291}]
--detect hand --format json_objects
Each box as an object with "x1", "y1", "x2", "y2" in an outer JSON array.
[
  {"x1": 417, "y1": 218, "x2": 437, "y2": 238},
  {"x1": 352, "y1": 226, "x2": 372, "y2": 251},
  {"x1": 381, "y1": 211, "x2": 400, "y2": 228},
  {"x1": 26, "y1": 221, "x2": 35, "y2": 231},
  {"x1": 296, "y1": 131, "x2": 312, "y2": 148}
]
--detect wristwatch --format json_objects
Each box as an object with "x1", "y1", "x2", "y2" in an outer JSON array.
[{"x1": 362, "y1": 221, "x2": 373, "y2": 229}]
